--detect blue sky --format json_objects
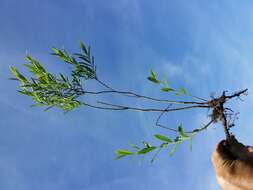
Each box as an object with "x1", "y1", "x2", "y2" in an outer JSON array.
[{"x1": 1, "y1": 0, "x2": 253, "y2": 189}]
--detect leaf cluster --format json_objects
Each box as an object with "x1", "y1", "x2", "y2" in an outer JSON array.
[
  {"x1": 147, "y1": 69, "x2": 188, "y2": 95},
  {"x1": 10, "y1": 42, "x2": 96, "y2": 112},
  {"x1": 116, "y1": 124, "x2": 196, "y2": 163},
  {"x1": 52, "y1": 41, "x2": 96, "y2": 80}
]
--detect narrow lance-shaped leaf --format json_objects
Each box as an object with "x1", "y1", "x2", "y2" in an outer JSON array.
[
  {"x1": 188, "y1": 132, "x2": 196, "y2": 151},
  {"x1": 154, "y1": 134, "x2": 173, "y2": 143},
  {"x1": 115, "y1": 149, "x2": 134, "y2": 159},
  {"x1": 147, "y1": 69, "x2": 160, "y2": 84},
  {"x1": 51, "y1": 47, "x2": 64, "y2": 57},
  {"x1": 161, "y1": 74, "x2": 169, "y2": 87},
  {"x1": 128, "y1": 142, "x2": 140, "y2": 150},
  {"x1": 80, "y1": 41, "x2": 88, "y2": 54},
  {"x1": 180, "y1": 87, "x2": 188, "y2": 95},
  {"x1": 147, "y1": 76, "x2": 160, "y2": 84},
  {"x1": 161, "y1": 87, "x2": 175, "y2": 92},
  {"x1": 10, "y1": 67, "x2": 29, "y2": 83},
  {"x1": 178, "y1": 124, "x2": 188, "y2": 138},
  {"x1": 150, "y1": 69, "x2": 157, "y2": 78},
  {"x1": 138, "y1": 146, "x2": 156, "y2": 154},
  {"x1": 169, "y1": 143, "x2": 179, "y2": 156}
]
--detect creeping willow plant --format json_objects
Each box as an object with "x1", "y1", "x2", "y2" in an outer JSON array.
[{"x1": 10, "y1": 42, "x2": 248, "y2": 162}]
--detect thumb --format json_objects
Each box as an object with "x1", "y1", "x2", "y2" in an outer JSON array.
[
  {"x1": 228, "y1": 136, "x2": 251, "y2": 162},
  {"x1": 212, "y1": 140, "x2": 235, "y2": 175}
]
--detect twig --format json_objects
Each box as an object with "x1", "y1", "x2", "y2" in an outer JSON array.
[
  {"x1": 82, "y1": 102, "x2": 126, "y2": 110},
  {"x1": 190, "y1": 119, "x2": 214, "y2": 133},
  {"x1": 97, "y1": 101, "x2": 210, "y2": 112},
  {"x1": 225, "y1": 89, "x2": 248, "y2": 100},
  {"x1": 84, "y1": 90, "x2": 208, "y2": 105},
  {"x1": 83, "y1": 90, "x2": 207, "y2": 105},
  {"x1": 95, "y1": 78, "x2": 115, "y2": 91},
  {"x1": 155, "y1": 105, "x2": 179, "y2": 132}
]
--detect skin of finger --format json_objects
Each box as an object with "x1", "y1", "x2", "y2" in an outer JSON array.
[
  {"x1": 228, "y1": 140, "x2": 253, "y2": 164},
  {"x1": 212, "y1": 141, "x2": 253, "y2": 190},
  {"x1": 229, "y1": 141, "x2": 249, "y2": 161},
  {"x1": 248, "y1": 147, "x2": 253, "y2": 153},
  {"x1": 216, "y1": 176, "x2": 251, "y2": 190},
  {"x1": 212, "y1": 142, "x2": 235, "y2": 177},
  {"x1": 219, "y1": 160, "x2": 253, "y2": 190}
]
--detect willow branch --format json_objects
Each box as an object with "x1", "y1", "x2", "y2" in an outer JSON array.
[
  {"x1": 96, "y1": 101, "x2": 210, "y2": 112},
  {"x1": 95, "y1": 78, "x2": 208, "y2": 104},
  {"x1": 83, "y1": 90, "x2": 207, "y2": 105},
  {"x1": 225, "y1": 89, "x2": 248, "y2": 100},
  {"x1": 155, "y1": 104, "x2": 215, "y2": 134},
  {"x1": 190, "y1": 119, "x2": 215, "y2": 133},
  {"x1": 155, "y1": 105, "x2": 179, "y2": 132},
  {"x1": 95, "y1": 78, "x2": 115, "y2": 91}
]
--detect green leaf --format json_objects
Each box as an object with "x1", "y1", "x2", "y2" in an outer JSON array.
[
  {"x1": 161, "y1": 74, "x2": 169, "y2": 86},
  {"x1": 51, "y1": 47, "x2": 63, "y2": 56},
  {"x1": 150, "y1": 69, "x2": 157, "y2": 78},
  {"x1": 25, "y1": 54, "x2": 33, "y2": 62},
  {"x1": 115, "y1": 149, "x2": 134, "y2": 159},
  {"x1": 147, "y1": 69, "x2": 160, "y2": 84},
  {"x1": 178, "y1": 124, "x2": 188, "y2": 138},
  {"x1": 26, "y1": 55, "x2": 46, "y2": 74},
  {"x1": 138, "y1": 146, "x2": 156, "y2": 154},
  {"x1": 60, "y1": 73, "x2": 68, "y2": 82},
  {"x1": 10, "y1": 67, "x2": 29, "y2": 83},
  {"x1": 180, "y1": 87, "x2": 188, "y2": 95},
  {"x1": 161, "y1": 87, "x2": 175, "y2": 92},
  {"x1": 188, "y1": 132, "x2": 197, "y2": 151},
  {"x1": 154, "y1": 134, "x2": 172, "y2": 143},
  {"x1": 80, "y1": 41, "x2": 88, "y2": 54},
  {"x1": 18, "y1": 90, "x2": 33, "y2": 96},
  {"x1": 169, "y1": 143, "x2": 179, "y2": 156},
  {"x1": 116, "y1": 149, "x2": 134, "y2": 155},
  {"x1": 30, "y1": 103, "x2": 45, "y2": 107},
  {"x1": 128, "y1": 142, "x2": 140, "y2": 150},
  {"x1": 23, "y1": 63, "x2": 36, "y2": 73},
  {"x1": 151, "y1": 147, "x2": 163, "y2": 163},
  {"x1": 147, "y1": 76, "x2": 160, "y2": 84}
]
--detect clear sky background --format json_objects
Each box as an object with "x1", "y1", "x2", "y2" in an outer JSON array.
[{"x1": 1, "y1": 1, "x2": 253, "y2": 190}]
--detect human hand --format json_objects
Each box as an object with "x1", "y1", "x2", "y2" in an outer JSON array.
[{"x1": 212, "y1": 136, "x2": 253, "y2": 190}]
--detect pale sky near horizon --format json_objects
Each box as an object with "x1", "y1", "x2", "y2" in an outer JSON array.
[{"x1": 1, "y1": 1, "x2": 253, "y2": 190}]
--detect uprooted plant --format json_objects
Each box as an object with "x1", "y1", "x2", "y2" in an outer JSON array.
[{"x1": 10, "y1": 41, "x2": 248, "y2": 162}]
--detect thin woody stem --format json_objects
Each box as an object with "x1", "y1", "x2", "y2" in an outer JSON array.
[
  {"x1": 188, "y1": 94, "x2": 208, "y2": 102},
  {"x1": 222, "y1": 89, "x2": 248, "y2": 140},
  {"x1": 81, "y1": 89, "x2": 247, "y2": 138},
  {"x1": 97, "y1": 101, "x2": 210, "y2": 112},
  {"x1": 81, "y1": 103, "x2": 125, "y2": 110},
  {"x1": 225, "y1": 89, "x2": 248, "y2": 100},
  {"x1": 221, "y1": 111, "x2": 230, "y2": 140},
  {"x1": 155, "y1": 104, "x2": 179, "y2": 132},
  {"x1": 155, "y1": 105, "x2": 215, "y2": 134},
  {"x1": 95, "y1": 78, "x2": 208, "y2": 105},
  {"x1": 189, "y1": 119, "x2": 215, "y2": 133},
  {"x1": 95, "y1": 78, "x2": 115, "y2": 91},
  {"x1": 83, "y1": 90, "x2": 207, "y2": 105}
]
